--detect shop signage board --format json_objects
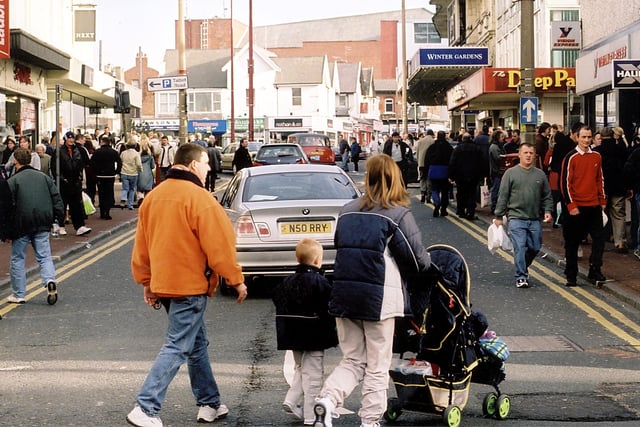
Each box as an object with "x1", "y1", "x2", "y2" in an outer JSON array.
[
  {"x1": 612, "y1": 60, "x2": 640, "y2": 89},
  {"x1": 0, "y1": 0, "x2": 9, "y2": 60},
  {"x1": 418, "y1": 47, "x2": 489, "y2": 66}
]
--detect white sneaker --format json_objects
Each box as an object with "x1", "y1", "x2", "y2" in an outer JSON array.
[
  {"x1": 76, "y1": 226, "x2": 92, "y2": 236},
  {"x1": 283, "y1": 401, "x2": 303, "y2": 420},
  {"x1": 196, "y1": 403, "x2": 228, "y2": 423},
  {"x1": 58, "y1": 227, "x2": 68, "y2": 236},
  {"x1": 7, "y1": 295, "x2": 26, "y2": 304},
  {"x1": 126, "y1": 405, "x2": 163, "y2": 427},
  {"x1": 313, "y1": 397, "x2": 335, "y2": 427}
]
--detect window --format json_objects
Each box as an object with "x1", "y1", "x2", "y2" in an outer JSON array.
[
  {"x1": 157, "y1": 92, "x2": 178, "y2": 115},
  {"x1": 187, "y1": 92, "x2": 222, "y2": 113},
  {"x1": 292, "y1": 88, "x2": 302, "y2": 106},
  {"x1": 414, "y1": 22, "x2": 441, "y2": 44},
  {"x1": 200, "y1": 21, "x2": 209, "y2": 49},
  {"x1": 338, "y1": 94, "x2": 348, "y2": 107},
  {"x1": 385, "y1": 98, "x2": 394, "y2": 113}
]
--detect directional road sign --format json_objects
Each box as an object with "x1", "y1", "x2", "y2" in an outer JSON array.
[
  {"x1": 520, "y1": 96, "x2": 538, "y2": 125},
  {"x1": 147, "y1": 76, "x2": 189, "y2": 92}
]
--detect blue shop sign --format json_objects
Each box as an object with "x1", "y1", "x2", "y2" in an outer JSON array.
[
  {"x1": 188, "y1": 119, "x2": 227, "y2": 133},
  {"x1": 419, "y1": 47, "x2": 489, "y2": 66}
]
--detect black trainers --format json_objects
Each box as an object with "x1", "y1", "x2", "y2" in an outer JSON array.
[
  {"x1": 565, "y1": 277, "x2": 577, "y2": 287},
  {"x1": 47, "y1": 281, "x2": 58, "y2": 305},
  {"x1": 588, "y1": 269, "x2": 606, "y2": 282},
  {"x1": 515, "y1": 278, "x2": 529, "y2": 288}
]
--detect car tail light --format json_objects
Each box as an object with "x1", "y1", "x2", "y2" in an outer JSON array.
[{"x1": 237, "y1": 215, "x2": 270, "y2": 237}]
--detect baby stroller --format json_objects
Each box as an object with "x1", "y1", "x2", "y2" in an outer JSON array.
[{"x1": 385, "y1": 244, "x2": 510, "y2": 427}]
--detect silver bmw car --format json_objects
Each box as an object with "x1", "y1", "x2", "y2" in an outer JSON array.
[{"x1": 218, "y1": 163, "x2": 362, "y2": 288}]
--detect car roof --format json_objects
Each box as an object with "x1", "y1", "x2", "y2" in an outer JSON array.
[{"x1": 242, "y1": 163, "x2": 345, "y2": 177}]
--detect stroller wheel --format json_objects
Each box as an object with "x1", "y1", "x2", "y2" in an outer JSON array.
[
  {"x1": 443, "y1": 405, "x2": 461, "y2": 427},
  {"x1": 482, "y1": 392, "x2": 498, "y2": 417},
  {"x1": 383, "y1": 397, "x2": 403, "y2": 421},
  {"x1": 495, "y1": 394, "x2": 511, "y2": 420}
]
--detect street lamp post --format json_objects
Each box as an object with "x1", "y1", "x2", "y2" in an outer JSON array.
[
  {"x1": 177, "y1": 0, "x2": 188, "y2": 145},
  {"x1": 520, "y1": 0, "x2": 536, "y2": 143}
]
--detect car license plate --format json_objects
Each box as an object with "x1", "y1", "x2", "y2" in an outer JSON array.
[
  {"x1": 280, "y1": 221, "x2": 332, "y2": 234},
  {"x1": 310, "y1": 155, "x2": 320, "y2": 161}
]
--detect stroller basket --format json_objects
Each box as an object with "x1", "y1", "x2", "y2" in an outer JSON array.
[{"x1": 390, "y1": 370, "x2": 471, "y2": 413}]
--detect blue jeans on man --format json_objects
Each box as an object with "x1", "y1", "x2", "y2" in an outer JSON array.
[
  {"x1": 341, "y1": 152, "x2": 349, "y2": 171},
  {"x1": 136, "y1": 295, "x2": 222, "y2": 416},
  {"x1": 121, "y1": 174, "x2": 138, "y2": 209},
  {"x1": 508, "y1": 219, "x2": 542, "y2": 281},
  {"x1": 10, "y1": 231, "x2": 56, "y2": 298},
  {"x1": 490, "y1": 175, "x2": 501, "y2": 214}
]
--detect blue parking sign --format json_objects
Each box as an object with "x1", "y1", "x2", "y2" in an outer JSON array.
[{"x1": 520, "y1": 97, "x2": 538, "y2": 125}]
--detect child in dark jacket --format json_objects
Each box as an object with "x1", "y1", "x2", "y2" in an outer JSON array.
[{"x1": 273, "y1": 238, "x2": 338, "y2": 425}]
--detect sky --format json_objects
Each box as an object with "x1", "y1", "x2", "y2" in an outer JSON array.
[{"x1": 94, "y1": 0, "x2": 430, "y2": 72}]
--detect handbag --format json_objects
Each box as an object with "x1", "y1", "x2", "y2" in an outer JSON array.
[
  {"x1": 427, "y1": 165, "x2": 448, "y2": 180},
  {"x1": 480, "y1": 178, "x2": 491, "y2": 208}
]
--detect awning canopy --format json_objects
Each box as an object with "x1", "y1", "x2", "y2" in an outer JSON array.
[{"x1": 408, "y1": 66, "x2": 480, "y2": 106}]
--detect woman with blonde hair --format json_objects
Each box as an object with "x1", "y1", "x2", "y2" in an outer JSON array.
[
  {"x1": 612, "y1": 127, "x2": 628, "y2": 148},
  {"x1": 136, "y1": 136, "x2": 155, "y2": 207},
  {"x1": 313, "y1": 154, "x2": 431, "y2": 427}
]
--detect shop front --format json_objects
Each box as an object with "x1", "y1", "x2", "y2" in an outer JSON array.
[
  {"x1": 575, "y1": 22, "x2": 640, "y2": 139},
  {"x1": 446, "y1": 67, "x2": 576, "y2": 131}
]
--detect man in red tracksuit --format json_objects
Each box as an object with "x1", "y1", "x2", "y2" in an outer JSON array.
[{"x1": 559, "y1": 124, "x2": 607, "y2": 287}]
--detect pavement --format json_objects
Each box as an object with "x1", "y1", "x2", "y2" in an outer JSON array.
[{"x1": 1, "y1": 187, "x2": 639, "y2": 311}]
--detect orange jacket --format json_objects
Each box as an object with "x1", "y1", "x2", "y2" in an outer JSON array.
[{"x1": 131, "y1": 171, "x2": 243, "y2": 297}]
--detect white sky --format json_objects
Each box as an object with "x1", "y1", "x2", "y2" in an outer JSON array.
[{"x1": 94, "y1": 0, "x2": 431, "y2": 72}]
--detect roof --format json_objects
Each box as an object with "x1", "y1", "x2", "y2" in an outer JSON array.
[
  {"x1": 241, "y1": 8, "x2": 433, "y2": 48},
  {"x1": 336, "y1": 62, "x2": 360, "y2": 93},
  {"x1": 163, "y1": 49, "x2": 229, "y2": 88},
  {"x1": 272, "y1": 56, "x2": 326, "y2": 85},
  {"x1": 374, "y1": 79, "x2": 398, "y2": 92}
]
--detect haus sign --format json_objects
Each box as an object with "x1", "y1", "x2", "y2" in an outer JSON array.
[{"x1": 484, "y1": 68, "x2": 576, "y2": 93}]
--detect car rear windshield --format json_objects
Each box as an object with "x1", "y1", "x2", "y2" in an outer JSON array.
[
  {"x1": 290, "y1": 135, "x2": 330, "y2": 147},
  {"x1": 243, "y1": 172, "x2": 359, "y2": 202}
]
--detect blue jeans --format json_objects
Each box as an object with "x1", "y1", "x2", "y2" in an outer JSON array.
[
  {"x1": 490, "y1": 175, "x2": 501, "y2": 214},
  {"x1": 508, "y1": 219, "x2": 542, "y2": 281},
  {"x1": 341, "y1": 153, "x2": 349, "y2": 171},
  {"x1": 136, "y1": 295, "x2": 221, "y2": 416},
  {"x1": 121, "y1": 174, "x2": 138, "y2": 208},
  {"x1": 10, "y1": 231, "x2": 56, "y2": 298}
]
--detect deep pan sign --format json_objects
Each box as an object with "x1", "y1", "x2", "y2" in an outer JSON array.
[{"x1": 612, "y1": 60, "x2": 640, "y2": 89}]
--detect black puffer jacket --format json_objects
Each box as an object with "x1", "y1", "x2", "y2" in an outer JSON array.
[
  {"x1": 594, "y1": 138, "x2": 630, "y2": 197},
  {"x1": 273, "y1": 264, "x2": 338, "y2": 351}
]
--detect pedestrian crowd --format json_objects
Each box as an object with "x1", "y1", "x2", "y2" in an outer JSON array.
[{"x1": 2, "y1": 121, "x2": 639, "y2": 427}]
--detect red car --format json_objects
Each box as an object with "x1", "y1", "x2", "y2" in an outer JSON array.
[{"x1": 287, "y1": 133, "x2": 335, "y2": 164}]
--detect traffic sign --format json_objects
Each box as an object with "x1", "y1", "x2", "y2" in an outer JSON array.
[
  {"x1": 147, "y1": 76, "x2": 189, "y2": 92},
  {"x1": 520, "y1": 96, "x2": 538, "y2": 125}
]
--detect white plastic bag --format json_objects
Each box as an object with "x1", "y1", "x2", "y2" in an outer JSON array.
[
  {"x1": 487, "y1": 221, "x2": 502, "y2": 254},
  {"x1": 487, "y1": 219, "x2": 512, "y2": 253},
  {"x1": 480, "y1": 178, "x2": 491, "y2": 208}
]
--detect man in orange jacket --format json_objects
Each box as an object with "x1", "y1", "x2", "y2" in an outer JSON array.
[{"x1": 127, "y1": 143, "x2": 247, "y2": 427}]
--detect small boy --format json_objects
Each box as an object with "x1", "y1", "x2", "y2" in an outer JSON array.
[{"x1": 273, "y1": 238, "x2": 338, "y2": 425}]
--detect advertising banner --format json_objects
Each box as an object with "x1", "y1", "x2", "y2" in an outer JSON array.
[{"x1": 612, "y1": 59, "x2": 640, "y2": 89}]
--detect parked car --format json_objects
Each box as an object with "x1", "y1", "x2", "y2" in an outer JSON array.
[
  {"x1": 253, "y1": 143, "x2": 309, "y2": 166},
  {"x1": 220, "y1": 141, "x2": 263, "y2": 172},
  {"x1": 287, "y1": 133, "x2": 335, "y2": 164},
  {"x1": 217, "y1": 164, "x2": 362, "y2": 292}
]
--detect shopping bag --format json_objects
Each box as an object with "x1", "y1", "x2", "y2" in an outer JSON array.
[
  {"x1": 487, "y1": 221, "x2": 502, "y2": 254},
  {"x1": 500, "y1": 223, "x2": 513, "y2": 251},
  {"x1": 82, "y1": 192, "x2": 96, "y2": 216},
  {"x1": 480, "y1": 179, "x2": 491, "y2": 208}
]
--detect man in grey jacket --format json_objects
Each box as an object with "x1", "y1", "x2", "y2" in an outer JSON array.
[{"x1": 5, "y1": 148, "x2": 65, "y2": 304}]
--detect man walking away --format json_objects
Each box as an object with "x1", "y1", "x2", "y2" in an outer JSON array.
[
  {"x1": 494, "y1": 142, "x2": 553, "y2": 288},
  {"x1": 91, "y1": 136, "x2": 122, "y2": 220},
  {"x1": 5, "y1": 148, "x2": 65, "y2": 305},
  {"x1": 127, "y1": 143, "x2": 248, "y2": 427}
]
